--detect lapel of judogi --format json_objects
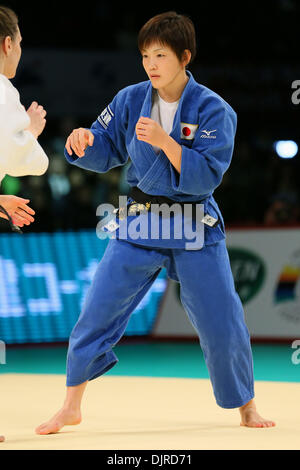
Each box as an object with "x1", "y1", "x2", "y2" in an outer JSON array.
[
  {"x1": 169, "y1": 70, "x2": 195, "y2": 142},
  {"x1": 140, "y1": 71, "x2": 196, "y2": 162}
]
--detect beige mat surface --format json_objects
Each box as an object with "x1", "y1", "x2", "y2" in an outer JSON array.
[{"x1": 0, "y1": 373, "x2": 299, "y2": 450}]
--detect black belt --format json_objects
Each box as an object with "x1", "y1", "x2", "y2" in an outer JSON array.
[
  {"x1": 129, "y1": 186, "x2": 205, "y2": 208},
  {"x1": 129, "y1": 187, "x2": 205, "y2": 207},
  {"x1": 124, "y1": 187, "x2": 220, "y2": 227}
]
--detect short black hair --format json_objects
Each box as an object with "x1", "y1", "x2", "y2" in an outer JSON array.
[{"x1": 138, "y1": 11, "x2": 196, "y2": 64}]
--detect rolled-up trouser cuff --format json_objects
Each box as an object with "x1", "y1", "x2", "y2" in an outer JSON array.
[
  {"x1": 66, "y1": 350, "x2": 118, "y2": 387},
  {"x1": 216, "y1": 391, "x2": 255, "y2": 409}
]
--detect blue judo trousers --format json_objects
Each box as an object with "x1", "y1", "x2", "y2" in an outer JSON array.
[{"x1": 66, "y1": 237, "x2": 254, "y2": 409}]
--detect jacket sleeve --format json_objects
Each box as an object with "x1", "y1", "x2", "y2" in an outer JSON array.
[
  {"x1": 64, "y1": 90, "x2": 129, "y2": 173},
  {"x1": 170, "y1": 96, "x2": 237, "y2": 196},
  {"x1": 0, "y1": 93, "x2": 49, "y2": 177}
]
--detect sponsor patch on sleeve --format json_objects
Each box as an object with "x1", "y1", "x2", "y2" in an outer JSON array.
[{"x1": 97, "y1": 105, "x2": 114, "y2": 129}]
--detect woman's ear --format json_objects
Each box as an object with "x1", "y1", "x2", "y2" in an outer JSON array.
[
  {"x1": 182, "y1": 49, "x2": 192, "y2": 67},
  {"x1": 2, "y1": 36, "x2": 12, "y2": 57}
]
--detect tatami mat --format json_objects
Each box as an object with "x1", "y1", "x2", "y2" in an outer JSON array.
[{"x1": 1, "y1": 374, "x2": 299, "y2": 450}]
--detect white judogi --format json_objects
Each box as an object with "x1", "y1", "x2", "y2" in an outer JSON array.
[{"x1": 0, "y1": 73, "x2": 48, "y2": 184}]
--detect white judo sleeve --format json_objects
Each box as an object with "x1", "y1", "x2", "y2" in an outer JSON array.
[{"x1": 0, "y1": 73, "x2": 48, "y2": 184}]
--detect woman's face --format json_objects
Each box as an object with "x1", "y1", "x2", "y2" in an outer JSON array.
[
  {"x1": 3, "y1": 26, "x2": 22, "y2": 78},
  {"x1": 141, "y1": 41, "x2": 187, "y2": 92}
]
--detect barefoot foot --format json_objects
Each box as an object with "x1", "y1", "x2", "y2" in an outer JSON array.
[
  {"x1": 239, "y1": 400, "x2": 276, "y2": 428},
  {"x1": 35, "y1": 408, "x2": 82, "y2": 435}
]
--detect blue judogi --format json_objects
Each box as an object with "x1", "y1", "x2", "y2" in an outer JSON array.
[
  {"x1": 64, "y1": 71, "x2": 254, "y2": 408},
  {"x1": 65, "y1": 71, "x2": 235, "y2": 248}
]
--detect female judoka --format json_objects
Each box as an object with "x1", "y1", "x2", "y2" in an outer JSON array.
[
  {"x1": 0, "y1": 6, "x2": 48, "y2": 226},
  {"x1": 0, "y1": 5, "x2": 49, "y2": 442},
  {"x1": 36, "y1": 12, "x2": 275, "y2": 434}
]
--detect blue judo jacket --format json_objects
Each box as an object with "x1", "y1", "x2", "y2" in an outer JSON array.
[{"x1": 65, "y1": 71, "x2": 237, "y2": 249}]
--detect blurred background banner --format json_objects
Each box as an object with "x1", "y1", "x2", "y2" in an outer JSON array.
[
  {"x1": 154, "y1": 228, "x2": 300, "y2": 340},
  {"x1": 0, "y1": 228, "x2": 299, "y2": 344},
  {"x1": 0, "y1": 231, "x2": 167, "y2": 343}
]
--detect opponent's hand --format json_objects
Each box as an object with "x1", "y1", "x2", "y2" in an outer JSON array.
[
  {"x1": 136, "y1": 117, "x2": 168, "y2": 149},
  {"x1": 0, "y1": 195, "x2": 35, "y2": 227},
  {"x1": 65, "y1": 128, "x2": 94, "y2": 157},
  {"x1": 26, "y1": 101, "x2": 47, "y2": 139}
]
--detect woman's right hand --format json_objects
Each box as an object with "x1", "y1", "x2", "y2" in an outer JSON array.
[
  {"x1": 65, "y1": 128, "x2": 94, "y2": 157},
  {"x1": 26, "y1": 101, "x2": 47, "y2": 139},
  {"x1": 0, "y1": 195, "x2": 35, "y2": 227}
]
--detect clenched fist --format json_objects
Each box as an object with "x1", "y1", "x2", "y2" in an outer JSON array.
[
  {"x1": 65, "y1": 128, "x2": 94, "y2": 157},
  {"x1": 26, "y1": 101, "x2": 47, "y2": 139},
  {"x1": 135, "y1": 117, "x2": 168, "y2": 148}
]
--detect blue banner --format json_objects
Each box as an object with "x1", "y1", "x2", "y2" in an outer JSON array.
[{"x1": 0, "y1": 231, "x2": 167, "y2": 343}]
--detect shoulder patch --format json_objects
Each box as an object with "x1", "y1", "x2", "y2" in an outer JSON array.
[{"x1": 97, "y1": 105, "x2": 114, "y2": 129}]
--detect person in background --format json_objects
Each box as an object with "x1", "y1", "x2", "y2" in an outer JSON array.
[{"x1": 0, "y1": 5, "x2": 49, "y2": 441}]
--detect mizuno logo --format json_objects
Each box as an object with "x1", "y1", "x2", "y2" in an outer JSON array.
[
  {"x1": 201, "y1": 129, "x2": 216, "y2": 135},
  {"x1": 200, "y1": 129, "x2": 217, "y2": 139}
]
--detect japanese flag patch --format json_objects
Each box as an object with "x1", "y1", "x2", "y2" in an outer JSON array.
[{"x1": 180, "y1": 123, "x2": 198, "y2": 140}]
